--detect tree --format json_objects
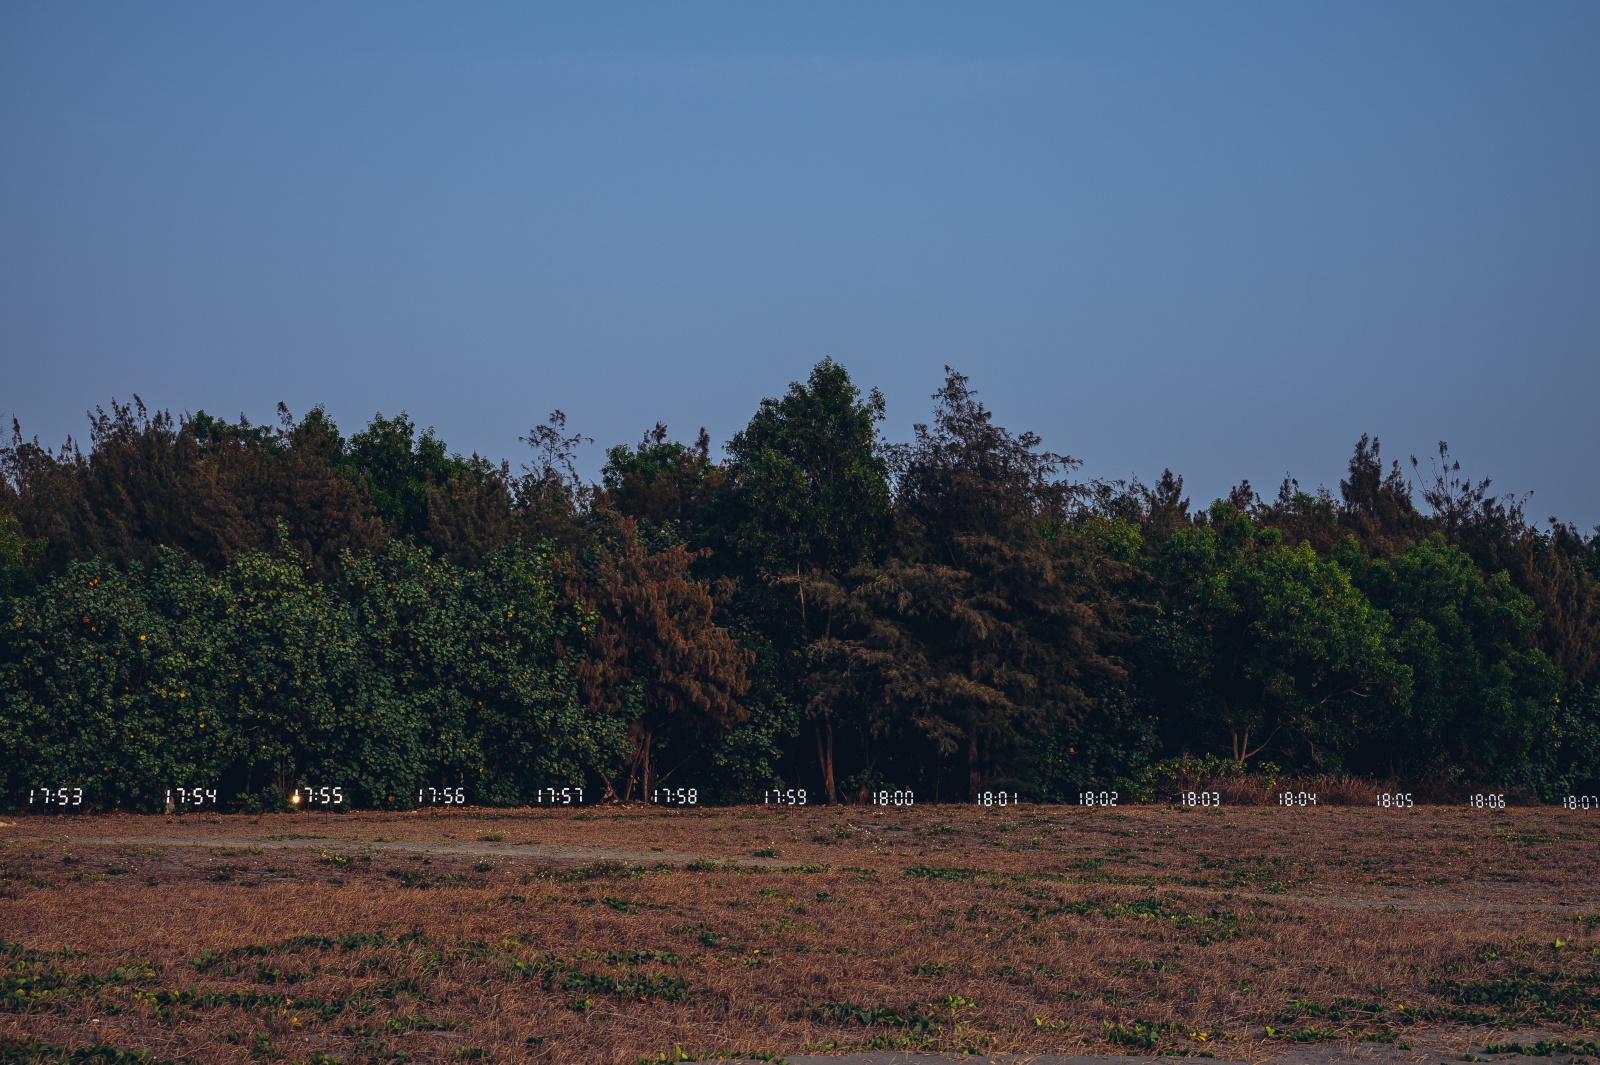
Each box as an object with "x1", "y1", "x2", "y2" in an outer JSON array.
[
  {"x1": 1, "y1": 399, "x2": 197, "y2": 571},
  {"x1": 1511, "y1": 521, "x2": 1600, "y2": 688},
  {"x1": 721, "y1": 358, "x2": 891, "y2": 802},
  {"x1": 1151, "y1": 505, "x2": 1400, "y2": 768},
  {"x1": 1140, "y1": 469, "x2": 1192, "y2": 549},
  {"x1": 600, "y1": 423, "x2": 725, "y2": 535},
  {"x1": 1339, "y1": 434, "x2": 1423, "y2": 558},
  {"x1": 571, "y1": 516, "x2": 749, "y2": 799},
  {"x1": 865, "y1": 369, "x2": 1125, "y2": 801},
  {"x1": 511, "y1": 410, "x2": 592, "y2": 554},
  {"x1": 342, "y1": 413, "x2": 457, "y2": 539},
  {"x1": 1410, "y1": 442, "x2": 1600, "y2": 691},
  {"x1": 1360, "y1": 534, "x2": 1563, "y2": 789},
  {"x1": 0, "y1": 511, "x2": 42, "y2": 597},
  {"x1": 0, "y1": 551, "x2": 235, "y2": 810},
  {"x1": 1259, "y1": 476, "x2": 1340, "y2": 554},
  {"x1": 187, "y1": 406, "x2": 388, "y2": 578},
  {"x1": 3, "y1": 370, "x2": 1594, "y2": 807},
  {"x1": 422, "y1": 464, "x2": 516, "y2": 568},
  {"x1": 0, "y1": 530, "x2": 605, "y2": 811}
]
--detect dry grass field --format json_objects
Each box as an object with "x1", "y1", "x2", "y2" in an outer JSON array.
[{"x1": 4, "y1": 802, "x2": 1600, "y2": 1064}]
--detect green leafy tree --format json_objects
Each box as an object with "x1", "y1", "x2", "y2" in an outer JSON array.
[
  {"x1": 335, "y1": 539, "x2": 611, "y2": 806},
  {"x1": 0, "y1": 511, "x2": 42, "y2": 597},
  {"x1": 0, "y1": 551, "x2": 237, "y2": 809},
  {"x1": 721, "y1": 358, "x2": 891, "y2": 802},
  {"x1": 0, "y1": 531, "x2": 608, "y2": 810},
  {"x1": 343, "y1": 413, "x2": 455, "y2": 538},
  {"x1": 1360, "y1": 534, "x2": 1563, "y2": 790},
  {"x1": 1151, "y1": 505, "x2": 1401, "y2": 768}
]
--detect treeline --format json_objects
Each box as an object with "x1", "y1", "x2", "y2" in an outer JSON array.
[{"x1": 3, "y1": 362, "x2": 1598, "y2": 810}]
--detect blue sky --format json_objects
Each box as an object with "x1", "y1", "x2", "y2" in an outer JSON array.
[{"x1": 2, "y1": 3, "x2": 1597, "y2": 525}]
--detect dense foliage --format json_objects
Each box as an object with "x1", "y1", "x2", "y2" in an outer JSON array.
[{"x1": 4, "y1": 361, "x2": 1597, "y2": 809}]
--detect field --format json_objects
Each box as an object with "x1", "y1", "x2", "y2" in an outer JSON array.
[{"x1": 4, "y1": 802, "x2": 1600, "y2": 1064}]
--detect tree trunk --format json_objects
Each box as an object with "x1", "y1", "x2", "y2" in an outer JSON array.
[
  {"x1": 814, "y1": 715, "x2": 838, "y2": 804},
  {"x1": 642, "y1": 731, "x2": 653, "y2": 800},
  {"x1": 967, "y1": 722, "x2": 981, "y2": 803},
  {"x1": 1230, "y1": 724, "x2": 1277, "y2": 765}
]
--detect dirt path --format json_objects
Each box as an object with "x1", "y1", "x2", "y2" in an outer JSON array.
[
  {"x1": 32, "y1": 833, "x2": 722, "y2": 866},
  {"x1": 764, "y1": 1029, "x2": 1586, "y2": 1064},
  {"x1": 23, "y1": 833, "x2": 1597, "y2": 913}
]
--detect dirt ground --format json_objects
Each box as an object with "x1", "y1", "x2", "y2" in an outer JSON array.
[{"x1": 3, "y1": 803, "x2": 1599, "y2": 1064}]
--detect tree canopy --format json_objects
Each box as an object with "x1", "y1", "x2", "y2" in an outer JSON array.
[{"x1": 3, "y1": 362, "x2": 1596, "y2": 808}]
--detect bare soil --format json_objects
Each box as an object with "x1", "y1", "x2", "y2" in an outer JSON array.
[{"x1": 3, "y1": 803, "x2": 1599, "y2": 1064}]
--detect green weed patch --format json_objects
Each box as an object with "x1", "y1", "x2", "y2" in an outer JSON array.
[
  {"x1": 1483, "y1": 1041, "x2": 1600, "y2": 1056},
  {"x1": 903, "y1": 866, "x2": 982, "y2": 881},
  {"x1": 0, "y1": 1038, "x2": 176, "y2": 1064},
  {"x1": 1433, "y1": 970, "x2": 1600, "y2": 1023},
  {"x1": 795, "y1": 1002, "x2": 937, "y2": 1032}
]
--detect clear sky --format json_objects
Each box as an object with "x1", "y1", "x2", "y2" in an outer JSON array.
[{"x1": 2, "y1": 3, "x2": 1597, "y2": 527}]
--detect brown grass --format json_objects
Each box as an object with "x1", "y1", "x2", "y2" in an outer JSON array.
[
  {"x1": 1139, "y1": 766, "x2": 1540, "y2": 807},
  {"x1": 3, "y1": 803, "x2": 1600, "y2": 1063}
]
